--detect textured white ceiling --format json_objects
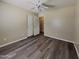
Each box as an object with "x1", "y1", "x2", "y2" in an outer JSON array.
[
  {"x1": 2, "y1": 0, "x2": 35, "y2": 12},
  {"x1": 2, "y1": 0, "x2": 76, "y2": 13},
  {"x1": 2, "y1": 0, "x2": 47, "y2": 12},
  {"x1": 44, "y1": 0, "x2": 75, "y2": 8}
]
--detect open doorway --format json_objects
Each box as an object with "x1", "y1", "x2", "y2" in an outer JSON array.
[{"x1": 39, "y1": 16, "x2": 44, "y2": 34}]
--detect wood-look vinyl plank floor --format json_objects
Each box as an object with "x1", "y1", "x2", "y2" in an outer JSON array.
[{"x1": 0, "y1": 34, "x2": 78, "y2": 59}]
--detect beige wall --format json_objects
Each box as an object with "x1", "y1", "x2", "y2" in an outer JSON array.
[
  {"x1": 76, "y1": 0, "x2": 79, "y2": 44},
  {"x1": 75, "y1": 0, "x2": 79, "y2": 56},
  {"x1": 0, "y1": 2, "x2": 35, "y2": 46},
  {"x1": 43, "y1": 6, "x2": 76, "y2": 43}
]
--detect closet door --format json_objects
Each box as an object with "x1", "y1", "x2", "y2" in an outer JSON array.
[
  {"x1": 27, "y1": 15, "x2": 34, "y2": 36},
  {"x1": 33, "y1": 15, "x2": 40, "y2": 35}
]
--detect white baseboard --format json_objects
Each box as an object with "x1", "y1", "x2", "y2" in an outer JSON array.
[
  {"x1": 74, "y1": 44, "x2": 79, "y2": 58},
  {"x1": 0, "y1": 34, "x2": 38, "y2": 48},
  {"x1": 44, "y1": 34, "x2": 75, "y2": 43},
  {"x1": 0, "y1": 36, "x2": 28, "y2": 48},
  {"x1": 44, "y1": 34, "x2": 79, "y2": 57}
]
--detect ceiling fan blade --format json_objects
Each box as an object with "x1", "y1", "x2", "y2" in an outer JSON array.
[
  {"x1": 42, "y1": 3, "x2": 55, "y2": 8},
  {"x1": 41, "y1": 4, "x2": 48, "y2": 9}
]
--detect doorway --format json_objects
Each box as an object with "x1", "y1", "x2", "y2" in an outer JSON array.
[{"x1": 39, "y1": 16, "x2": 44, "y2": 33}]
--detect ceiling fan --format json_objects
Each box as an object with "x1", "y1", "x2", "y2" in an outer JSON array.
[{"x1": 32, "y1": 0, "x2": 55, "y2": 12}]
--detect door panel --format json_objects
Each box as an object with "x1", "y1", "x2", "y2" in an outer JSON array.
[
  {"x1": 33, "y1": 15, "x2": 40, "y2": 35},
  {"x1": 27, "y1": 15, "x2": 33, "y2": 36}
]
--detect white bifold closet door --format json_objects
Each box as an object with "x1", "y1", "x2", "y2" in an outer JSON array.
[
  {"x1": 27, "y1": 15, "x2": 34, "y2": 36},
  {"x1": 27, "y1": 15, "x2": 39, "y2": 37},
  {"x1": 33, "y1": 15, "x2": 40, "y2": 35}
]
